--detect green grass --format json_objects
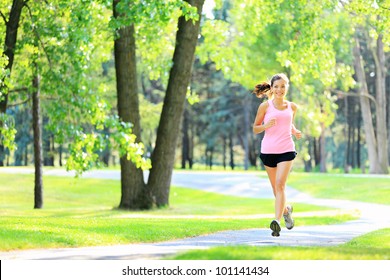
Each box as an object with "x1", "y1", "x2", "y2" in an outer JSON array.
[
  {"x1": 0, "y1": 215, "x2": 354, "y2": 251},
  {"x1": 286, "y1": 172, "x2": 390, "y2": 204},
  {"x1": 0, "y1": 173, "x2": 353, "y2": 251},
  {"x1": 1, "y1": 173, "x2": 330, "y2": 216},
  {"x1": 171, "y1": 228, "x2": 390, "y2": 260}
]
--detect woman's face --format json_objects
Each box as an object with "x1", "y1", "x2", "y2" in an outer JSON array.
[{"x1": 271, "y1": 78, "x2": 288, "y2": 99}]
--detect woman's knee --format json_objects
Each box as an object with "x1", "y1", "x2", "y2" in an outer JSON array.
[{"x1": 274, "y1": 181, "x2": 285, "y2": 192}]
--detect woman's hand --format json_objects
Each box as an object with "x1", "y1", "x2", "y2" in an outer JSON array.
[
  {"x1": 265, "y1": 118, "x2": 277, "y2": 129},
  {"x1": 292, "y1": 129, "x2": 302, "y2": 140}
]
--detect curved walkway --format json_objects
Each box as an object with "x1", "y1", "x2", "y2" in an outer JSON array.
[{"x1": 1, "y1": 169, "x2": 389, "y2": 260}]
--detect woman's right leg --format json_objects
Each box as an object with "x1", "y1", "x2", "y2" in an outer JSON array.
[
  {"x1": 265, "y1": 166, "x2": 277, "y2": 197},
  {"x1": 265, "y1": 162, "x2": 293, "y2": 236},
  {"x1": 265, "y1": 165, "x2": 290, "y2": 220},
  {"x1": 274, "y1": 160, "x2": 293, "y2": 221},
  {"x1": 265, "y1": 166, "x2": 282, "y2": 236}
]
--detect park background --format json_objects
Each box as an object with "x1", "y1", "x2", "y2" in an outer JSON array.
[{"x1": 0, "y1": 0, "x2": 389, "y2": 260}]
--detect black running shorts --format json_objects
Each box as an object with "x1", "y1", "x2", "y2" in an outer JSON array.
[{"x1": 260, "y1": 151, "x2": 297, "y2": 168}]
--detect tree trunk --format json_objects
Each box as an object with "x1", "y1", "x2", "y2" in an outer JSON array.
[
  {"x1": 209, "y1": 146, "x2": 214, "y2": 169},
  {"x1": 24, "y1": 144, "x2": 28, "y2": 166},
  {"x1": 222, "y1": 135, "x2": 227, "y2": 169},
  {"x1": 351, "y1": 123, "x2": 356, "y2": 167},
  {"x1": 205, "y1": 146, "x2": 212, "y2": 170},
  {"x1": 147, "y1": 0, "x2": 204, "y2": 207},
  {"x1": 229, "y1": 131, "x2": 235, "y2": 170},
  {"x1": 32, "y1": 63, "x2": 43, "y2": 209},
  {"x1": 43, "y1": 128, "x2": 54, "y2": 166},
  {"x1": 319, "y1": 122, "x2": 327, "y2": 173},
  {"x1": 113, "y1": 0, "x2": 150, "y2": 209},
  {"x1": 101, "y1": 127, "x2": 111, "y2": 166},
  {"x1": 353, "y1": 36, "x2": 382, "y2": 173},
  {"x1": 345, "y1": 96, "x2": 351, "y2": 172},
  {"x1": 372, "y1": 34, "x2": 389, "y2": 173},
  {"x1": 189, "y1": 120, "x2": 194, "y2": 169},
  {"x1": 58, "y1": 144, "x2": 63, "y2": 167},
  {"x1": 303, "y1": 138, "x2": 312, "y2": 172},
  {"x1": 181, "y1": 104, "x2": 189, "y2": 169},
  {"x1": 357, "y1": 107, "x2": 361, "y2": 169},
  {"x1": 243, "y1": 95, "x2": 250, "y2": 170},
  {"x1": 313, "y1": 138, "x2": 320, "y2": 167},
  {"x1": 0, "y1": 0, "x2": 25, "y2": 166},
  {"x1": 387, "y1": 53, "x2": 390, "y2": 164},
  {"x1": 101, "y1": 64, "x2": 111, "y2": 167}
]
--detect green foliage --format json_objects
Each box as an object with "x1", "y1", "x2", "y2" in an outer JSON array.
[
  {"x1": 186, "y1": 87, "x2": 200, "y2": 105},
  {"x1": 197, "y1": 20, "x2": 232, "y2": 69},
  {"x1": 109, "y1": 117, "x2": 151, "y2": 169},
  {"x1": 65, "y1": 131, "x2": 105, "y2": 174},
  {"x1": 65, "y1": 116, "x2": 152, "y2": 175},
  {"x1": 0, "y1": 113, "x2": 17, "y2": 151},
  {"x1": 0, "y1": 5, "x2": 22, "y2": 155},
  {"x1": 3, "y1": 0, "x2": 154, "y2": 174},
  {"x1": 139, "y1": 94, "x2": 162, "y2": 148},
  {"x1": 2, "y1": 0, "x2": 389, "y2": 172},
  {"x1": 26, "y1": 0, "x2": 204, "y2": 174},
  {"x1": 111, "y1": 0, "x2": 199, "y2": 82},
  {"x1": 345, "y1": 0, "x2": 390, "y2": 48},
  {"x1": 198, "y1": 0, "x2": 357, "y2": 144},
  {"x1": 0, "y1": 54, "x2": 10, "y2": 95},
  {"x1": 112, "y1": 0, "x2": 198, "y2": 27}
]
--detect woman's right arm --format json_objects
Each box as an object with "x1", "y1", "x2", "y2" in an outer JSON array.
[{"x1": 253, "y1": 102, "x2": 273, "y2": 134}]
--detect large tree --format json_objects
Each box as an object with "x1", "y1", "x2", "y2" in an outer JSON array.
[
  {"x1": 0, "y1": 0, "x2": 26, "y2": 166},
  {"x1": 113, "y1": 0, "x2": 204, "y2": 208}
]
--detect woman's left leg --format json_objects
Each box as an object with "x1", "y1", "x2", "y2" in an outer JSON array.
[{"x1": 274, "y1": 160, "x2": 294, "y2": 221}]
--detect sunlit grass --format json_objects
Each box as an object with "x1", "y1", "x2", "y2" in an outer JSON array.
[
  {"x1": 0, "y1": 173, "x2": 332, "y2": 216},
  {"x1": 0, "y1": 215, "x2": 354, "y2": 251},
  {"x1": 0, "y1": 172, "x2": 354, "y2": 251},
  {"x1": 287, "y1": 172, "x2": 390, "y2": 204}
]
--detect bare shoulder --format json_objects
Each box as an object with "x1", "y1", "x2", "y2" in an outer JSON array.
[{"x1": 258, "y1": 100, "x2": 269, "y2": 111}]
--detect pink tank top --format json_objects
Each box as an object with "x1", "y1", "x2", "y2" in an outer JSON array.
[{"x1": 261, "y1": 100, "x2": 295, "y2": 154}]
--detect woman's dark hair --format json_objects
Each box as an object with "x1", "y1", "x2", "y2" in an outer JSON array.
[
  {"x1": 252, "y1": 73, "x2": 289, "y2": 99},
  {"x1": 252, "y1": 82, "x2": 271, "y2": 98}
]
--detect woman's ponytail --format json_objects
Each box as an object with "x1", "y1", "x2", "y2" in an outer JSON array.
[{"x1": 252, "y1": 82, "x2": 271, "y2": 98}]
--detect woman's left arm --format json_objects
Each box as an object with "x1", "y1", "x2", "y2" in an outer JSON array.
[{"x1": 291, "y1": 102, "x2": 302, "y2": 140}]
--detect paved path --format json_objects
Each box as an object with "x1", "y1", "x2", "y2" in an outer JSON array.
[{"x1": 1, "y1": 168, "x2": 389, "y2": 260}]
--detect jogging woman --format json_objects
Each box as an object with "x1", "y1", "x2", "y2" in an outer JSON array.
[{"x1": 252, "y1": 73, "x2": 302, "y2": 237}]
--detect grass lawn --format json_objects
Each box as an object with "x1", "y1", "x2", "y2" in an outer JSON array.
[
  {"x1": 0, "y1": 173, "x2": 353, "y2": 251},
  {"x1": 286, "y1": 172, "x2": 390, "y2": 205},
  {"x1": 171, "y1": 228, "x2": 390, "y2": 260}
]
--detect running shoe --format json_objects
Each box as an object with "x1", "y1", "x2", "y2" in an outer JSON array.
[
  {"x1": 283, "y1": 205, "x2": 294, "y2": 230},
  {"x1": 270, "y1": 219, "x2": 281, "y2": 237}
]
